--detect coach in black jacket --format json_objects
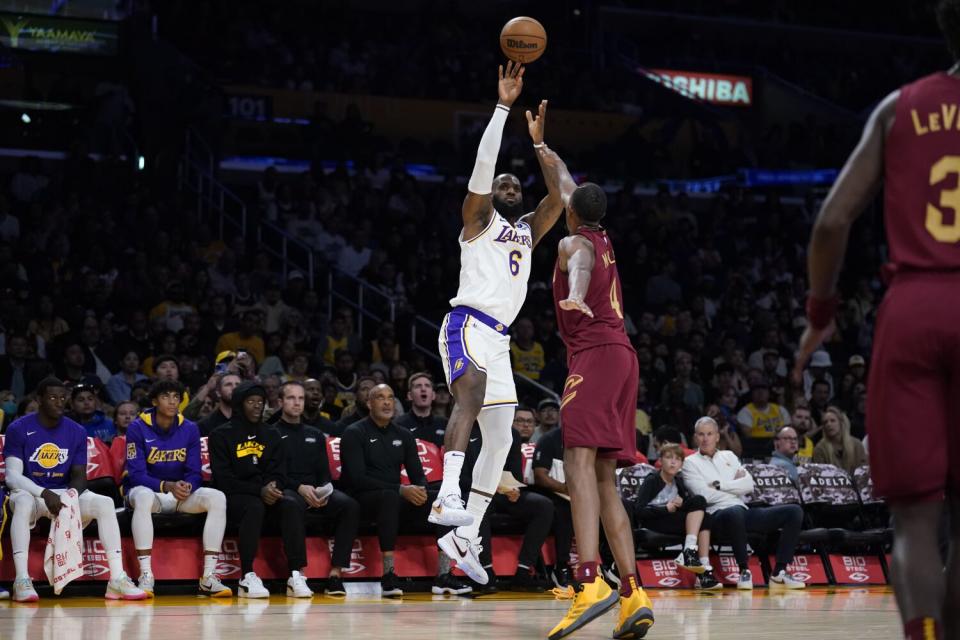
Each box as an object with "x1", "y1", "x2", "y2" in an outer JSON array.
[
  {"x1": 340, "y1": 383, "x2": 464, "y2": 596},
  {"x1": 275, "y1": 380, "x2": 359, "y2": 595},
  {"x1": 209, "y1": 381, "x2": 308, "y2": 596}
]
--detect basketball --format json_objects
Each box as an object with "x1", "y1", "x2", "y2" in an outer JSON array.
[{"x1": 500, "y1": 16, "x2": 547, "y2": 63}]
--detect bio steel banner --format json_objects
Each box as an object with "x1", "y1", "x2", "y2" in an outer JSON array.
[
  {"x1": 643, "y1": 68, "x2": 753, "y2": 106},
  {"x1": 0, "y1": 13, "x2": 119, "y2": 55}
]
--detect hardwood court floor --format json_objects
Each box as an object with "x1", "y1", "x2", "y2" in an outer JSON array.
[{"x1": 0, "y1": 586, "x2": 899, "y2": 640}]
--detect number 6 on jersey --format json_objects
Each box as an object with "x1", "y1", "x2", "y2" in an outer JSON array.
[{"x1": 509, "y1": 250, "x2": 522, "y2": 276}]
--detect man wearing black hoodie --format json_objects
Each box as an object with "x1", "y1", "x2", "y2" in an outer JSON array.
[{"x1": 209, "y1": 381, "x2": 312, "y2": 599}]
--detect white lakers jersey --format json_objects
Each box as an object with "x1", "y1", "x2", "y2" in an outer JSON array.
[{"x1": 450, "y1": 210, "x2": 533, "y2": 326}]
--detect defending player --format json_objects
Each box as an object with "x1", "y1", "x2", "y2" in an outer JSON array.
[
  {"x1": 5, "y1": 377, "x2": 147, "y2": 602},
  {"x1": 795, "y1": 3, "x2": 960, "y2": 637},
  {"x1": 125, "y1": 380, "x2": 231, "y2": 597},
  {"x1": 429, "y1": 61, "x2": 564, "y2": 585},
  {"x1": 543, "y1": 159, "x2": 654, "y2": 638}
]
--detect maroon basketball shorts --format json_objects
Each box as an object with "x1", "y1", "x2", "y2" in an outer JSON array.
[
  {"x1": 867, "y1": 273, "x2": 960, "y2": 502},
  {"x1": 560, "y1": 343, "x2": 638, "y2": 466}
]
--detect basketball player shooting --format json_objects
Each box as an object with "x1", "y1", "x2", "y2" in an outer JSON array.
[
  {"x1": 429, "y1": 61, "x2": 564, "y2": 585},
  {"x1": 795, "y1": 2, "x2": 960, "y2": 638}
]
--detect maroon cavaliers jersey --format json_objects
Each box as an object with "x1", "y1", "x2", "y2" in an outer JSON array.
[
  {"x1": 553, "y1": 226, "x2": 633, "y2": 356},
  {"x1": 885, "y1": 72, "x2": 960, "y2": 271}
]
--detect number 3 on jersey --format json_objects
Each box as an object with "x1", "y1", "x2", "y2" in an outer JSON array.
[
  {"x1": 926, "y1": 155, "x2": 960, "y2": 242},
  {"x1": 509, "y1": 250, "x2": 522, "y2": 276}
]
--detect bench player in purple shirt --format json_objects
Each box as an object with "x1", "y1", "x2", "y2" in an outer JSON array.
[
  {"x1": 4, "y1": 377, "x2": 146, "y2": 602},
  {"x1": 125, "y1": 380, "x2": 231, "y2": 597}
]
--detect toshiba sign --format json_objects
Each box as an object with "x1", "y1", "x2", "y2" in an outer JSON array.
[{"x1": 643, "y1": 69, "x2": 753, "y2": 106}]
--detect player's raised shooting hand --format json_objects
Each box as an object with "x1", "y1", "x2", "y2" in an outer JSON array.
[
  {"x1": 498, "y1": 60, "x2": 525, "y2": 107},
  {"x1": 526, "y1": 99, "x2": 547, "y2": 144},
  {"x1": 559, "y1": 296, "x2": 594, "y2": 318},
  {"x1": 791, "y1": 321, "x2": 835, "y2": 385}
]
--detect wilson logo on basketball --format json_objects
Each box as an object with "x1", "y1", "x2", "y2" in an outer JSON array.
[
  {"x1": 506, "y1": 39, "x2": 538, "y2": 49},
  {"x1": 29, "y1": 443, "x2": 69, "y2": 469}
]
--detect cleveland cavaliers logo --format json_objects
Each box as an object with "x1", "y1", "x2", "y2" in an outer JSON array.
[{"x1": 560, "y1": 375, "x2": 584, "y2": 410}]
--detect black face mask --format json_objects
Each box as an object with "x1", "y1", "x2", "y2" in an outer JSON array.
[{"x1": 492, "y1": 194, "x2": 525, "y2": 220}]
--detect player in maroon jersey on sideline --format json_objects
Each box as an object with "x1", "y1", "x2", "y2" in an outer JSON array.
[
  {"x1": 795, "y1": 3, "x2": 960, "y2": 638},
  {"x1": 536, "y1": 143, "x2": 653, "y2": 640}
]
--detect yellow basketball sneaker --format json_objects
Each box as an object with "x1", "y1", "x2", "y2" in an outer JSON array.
[
  {"x1": 548, "y1": 575, "x2": 619, "y2": 640},
  {"x1": 612, "y1": 577, "x2": 655, "y2": 639}
]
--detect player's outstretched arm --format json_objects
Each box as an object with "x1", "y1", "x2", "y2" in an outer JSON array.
[
  {"x1": 522, "y1": 100, "x2": 563, "y2": 247},
  {"x1": 557, "y1": 235, "x2": 595, "y2": 317},
  {"x1": 462, "y1": 61, "x2": 525, "y2": 240},
  {"x1": 793, "y1": 90, "x2": 897, "y2": 379}
]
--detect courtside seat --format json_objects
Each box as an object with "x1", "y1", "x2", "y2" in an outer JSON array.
[{"x1": 799, "y1": 464, "x2": 885, "y2": 548}]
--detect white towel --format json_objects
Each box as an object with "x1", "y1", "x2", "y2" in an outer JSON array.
[{"x1": 43, "y1": 489, "x2": 84, "y2": 594}]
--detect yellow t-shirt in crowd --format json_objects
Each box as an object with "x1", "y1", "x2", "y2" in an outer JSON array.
[
  {"x1": 737, "y1": 402, "x2": 789, "y2": 439},
  {"x1": 510, "y1": 341, "x2": 545, "y2": 380}
]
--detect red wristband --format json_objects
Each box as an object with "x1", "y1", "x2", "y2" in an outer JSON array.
[{"x1": 806, "y1": 294, "x2": 839, "y2": 331}]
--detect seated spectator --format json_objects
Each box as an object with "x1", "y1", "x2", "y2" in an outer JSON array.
[
  {"x1": 319, "y1": 381, "x2": 344, "y2": 421},
  {"x1": 339, "y1": 383, "x2": 460, "y2": 597},
  {"x1": 0, "y1": 333, "x2": 51, "y2": 400},
  {"x1": 812, "y1": 406, "x2": 867, "y2": 476},
  {"x1": 803, "y1": 350, "x2": 835, "y2": 401},
  {"x1": 57, "y1": 339, "x2": 87, "y2": 385},
  {"x1": 533, "y1": 397, "x2": 560, "y2": 443},
  {"x1": 706, "y1": 403, "x2": 743, "y2": 458},
  {"x1": 106, "y1": 349, "x2": 148, "y2": 404},
  {"x1": 70, "y1": 379, "x2": 117, "y2": 444},
  {"x1": 215, "y1": 311, "x2": 266, "y2": 365},
  {"x1": 532, "y1": 425, "x2": 574, "y2": 587},
  {"x1": 367, "y1": 322, "x2": 400, "y2": 365},
  {"x1": 789, "y1": 403, "x2": 817, "y2": 464},
  {"x1": 209, "y1": 381, "x2": 312, "y2": 599},
  {"x1": 113, "y1": 399, "x2": 139, "y2": 435},
  {"x1": 433, "y1": 382, "x2": 452, "y2": 420},
  {"x1": 317, "y1": 310, "x2": 361, "y2": 366},
  {"x1": 510, "y1": 317, "x2": 545, "y2": 381},
  {"x1": 262, "y1": 373, "x2": 282, "y2": 419},
  {"x1": 631, "y1": 443, "x2": 720, "y2": 590},
  {"x1": 287, "y1": 378, "x2": 337, "y2": 434},
  {"x1": 769, "y1": 426, "x2": 801, "y2": 483},
  {"x1": 332, "y1": 376, "x2": 376, "y2": 435},
  {"x1": 682, "y1": 416, "x2": 806, "y2": 590},
  {"x1": 151, "y1": 355, "x2": 191, "y2": 413},
  {"x1": 274, "y1": 381, "x2": 360, "y2": 596},
  {"x1": 661, "y1": 350, "x2": 704, "y2": 412},
  {"x1": 648, "y1": 426, "x2": 694, "y2": 467},
  {"x1": 333, "y1": 349, "x2": 359, "y2": 406},
  {"x1": 394, "y1": 372, "x2": 446, "y2": 446},
  {"x1": 148, "y1": 281, "x2": 197, "y2": 333},
  {"x1": 27, "y1": 294, "x2": 69, "y2": 346},
  {"x1": 125, "y1": 380, "x2": 231, "y2": 597},
  {"x1": 736, "y1": 380, "x2": 791, "y2": 460},
  {"x1": 466, "y1": 422, "x2": 554, "y2": 593},
  {"x1": 6, "y1": 377, "x2": 146, "y2": 602},
  {"x1": 513, "y1": 405, "x2": 537, "y2": 443},
  {"x1": 198, "y1": 373, "x2": 241, "y2": 437}
]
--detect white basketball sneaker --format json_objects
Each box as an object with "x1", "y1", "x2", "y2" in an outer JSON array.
[
  {"x1": 438, "y1": 529, "x2": 487, "y2": 585},
  {"x1": 238, "y1": 572, "x2": 270, "y2": 598},
  {"x1": 428, "y1": 493, "x2": 474, "y2": 527},
  {"x1": 286, "y1": 571, "x2": 313, "y2": 598}
]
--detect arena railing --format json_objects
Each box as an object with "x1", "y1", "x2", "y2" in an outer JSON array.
[
  {"x1": 180, "y1": 128, "x2": 247, "y2": 241},
  {"x1": 256, "y1": 220, "x2": 316, "y2": 290},
  {"x1": 327, "y1": 269, "x2": 397, "y2": 338}
]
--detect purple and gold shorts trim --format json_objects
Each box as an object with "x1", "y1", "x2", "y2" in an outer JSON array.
[{"x1": 441, "y1": 306, "x2": 508, "y2": 384}]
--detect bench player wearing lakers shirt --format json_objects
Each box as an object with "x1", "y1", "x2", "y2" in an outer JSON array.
[
  {"x1": 4, "y1": 377, "x2": 146, "y2": 602},
  {"x1": 430, "y1": 61, "x2": 564, "y2": 584},
  {"x1": 125, "y1": 380, "x2": 231, "y2": 597}
]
